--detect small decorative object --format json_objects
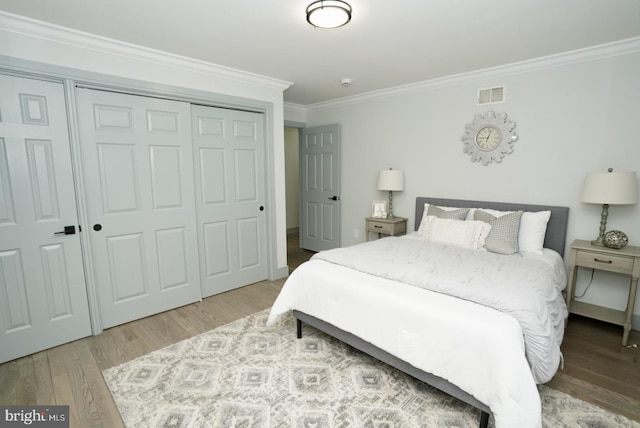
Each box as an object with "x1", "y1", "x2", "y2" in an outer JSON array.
[
  {"x1": 581, "y1": 168, "x2": 638, "y2": 246},
  {"x1": 603, "y1": 230, "x2": 629, "y2": 249},
  {"x1": 377, "y1": 168, "x2": 404, "y2": 218},
  {"x1": 461, "y1": 110, "x2": 518, "y2": 166},
  {"x1": 372, "y1": 201, "x2": 387, "y2": 218}
]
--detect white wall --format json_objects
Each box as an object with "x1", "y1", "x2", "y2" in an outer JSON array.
[
  {"x1": 0, "y1": 12, "x2": 292, "y2": 278},
  {"x1": 301, "y1": 41, "x2": 640, "y2": 327}
]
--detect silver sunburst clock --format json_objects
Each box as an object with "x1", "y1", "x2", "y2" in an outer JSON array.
[{"x1": 461, "y1": 111, "x2": 518, "y2": 166}]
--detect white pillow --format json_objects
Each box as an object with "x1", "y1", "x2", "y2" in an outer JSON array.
[
  {"x1": 519, "y1": 211, "x2": 551, "y2": 254},
  {"x1": 418, "y1": 204, "x2": 470, "y2": 237},
  {"x1": 420, "y1": 216, "x2": 491, "y2": 250},
  {"x1": 474, "y1": 208, "x2": 551, "y2": 254}
]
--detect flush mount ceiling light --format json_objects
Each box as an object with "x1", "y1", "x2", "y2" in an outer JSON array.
[{"x1": 306, "y1": 0, "x2": 352, "y2": 29}]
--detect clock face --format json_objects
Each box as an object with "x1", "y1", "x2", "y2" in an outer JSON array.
[
  {"x1": 475, "y1": 126, "x2": 501, "y2": 151},
  {"x1": 461, "y1": 111, "x2": 518, "y2": 166}
]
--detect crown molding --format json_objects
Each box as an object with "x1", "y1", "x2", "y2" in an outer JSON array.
[
  {"x1": 0, "y1": 11, "x2": 292, "y2": 92},
  {"x1": 307, "y1": 36, "x2": 640, "y2": 111},
  {"x1": 4, "y1": 10, "x2": 638, "y2": 110},
  {"x1": 284, "y1": 102, "x2": 307, "y2": 114}
]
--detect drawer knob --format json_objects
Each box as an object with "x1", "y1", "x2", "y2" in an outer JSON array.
[
  {"x1": 374, "y1": 225, "x2": 383, "y2": 228},
  {"x1": 594, "y1": 258, "x2": 613, "y2": 264}
]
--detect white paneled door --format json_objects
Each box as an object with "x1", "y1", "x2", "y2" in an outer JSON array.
[
  {"x1": 76, "y1": 88, "x2": 201, "y2": 329},
  {"x1": 300, "y1": 124, "x2": 341, "y2": 252},
  {"x1": 0, "y1": 74, "x2": 91, "y2": 363},
  {"x1": 191, "y1": 105, "x2": 268, "y2": 297}
]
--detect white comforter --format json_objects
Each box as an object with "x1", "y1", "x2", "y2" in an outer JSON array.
[{"x1": 267, "y1": 236, "x2": 568, "y2": 428}]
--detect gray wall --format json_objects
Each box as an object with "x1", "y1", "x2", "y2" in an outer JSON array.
[{"x1": 298, "y1": 41, "x2": 640, "y2": 326}]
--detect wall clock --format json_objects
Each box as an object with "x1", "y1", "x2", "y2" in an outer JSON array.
[{"x1": 461, "y1": 111, "x2": 518, "y2": 166}]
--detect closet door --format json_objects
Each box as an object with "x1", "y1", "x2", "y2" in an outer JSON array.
[
  {"x1": 192, "y1": 105, "x2": 268, "y2": 297},
  {"x1": 0, "y1": 74, "x2": 91, "y2": 363},
  {"x1": 76, "y1": 89, "x2": 200, "y2": 329}
]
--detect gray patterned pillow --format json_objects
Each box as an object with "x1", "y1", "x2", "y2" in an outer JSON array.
[
  {"x1": 418, "y1": 206, "x2": 471, "y2": 237},
  {"x1": 474, "y1": 210, "x2": 523, "y2": 255},
  {"x1": 427, "y1": 205, "x2": 470, "y2": 220}
]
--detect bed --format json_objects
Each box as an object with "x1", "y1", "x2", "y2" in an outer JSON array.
[{"x1": 267, "y1": 197, "x2": 569, "y2": 428}]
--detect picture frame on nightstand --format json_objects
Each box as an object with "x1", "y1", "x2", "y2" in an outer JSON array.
[{"x1": 372, "y1": 201, "x2": 387, "y2": 218}]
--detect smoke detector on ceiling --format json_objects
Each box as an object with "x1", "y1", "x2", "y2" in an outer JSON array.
[{"x1": 340, "y1": 78, "x2": 352, "y2": 87}]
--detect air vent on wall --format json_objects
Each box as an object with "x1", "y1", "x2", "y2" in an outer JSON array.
[{"x1": 477, "y1": 86, "x2": 505, "y2": 105}]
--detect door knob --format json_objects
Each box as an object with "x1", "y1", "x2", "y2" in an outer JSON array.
[
  {"x1": 259, "y1": 206, "x2": 264, "y2": 211},
  {"x1": 93, "y1": 224, "x2": 102, "y2": 231},
  {"x1": 328, "y1": 196, "x2": 341, "y2": 201},
  {"x1": 54, "y1": 225, "x2": 76, "y2": 235}
]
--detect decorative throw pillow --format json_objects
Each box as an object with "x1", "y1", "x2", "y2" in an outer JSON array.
[
  {"x1": 427, "y1": 205, "x2": 470, "y2": 220},
  {"x1": 418, "y1": 205, "x2": 471, "y2": 237},
  {"x1": 474, "y1": 210, "x2": 523, "y2": 255},
  {"x1": 420, "y1": 216, "x2": 491, "y2": 250},
  {"x1": 475, "y1": 208, "x2": 551, "y2": 254}
]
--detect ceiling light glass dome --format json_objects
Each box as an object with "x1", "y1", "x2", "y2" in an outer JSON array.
[{"x1": 306, "y1": 1, "x2": 352, "y2": 29}]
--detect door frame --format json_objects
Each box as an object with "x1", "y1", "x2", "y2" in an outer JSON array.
[
  {"x1": 284, "y1": 121, "x2": 343, "y2": 254},
  {"x1": 1, "y1": 59, "x2": 284, "y2": 335},
  {"x1": 284, "y1": 121, "x2": 306, "y2": 244}
]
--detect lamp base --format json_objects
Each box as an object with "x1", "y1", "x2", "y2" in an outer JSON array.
[{"x1": 590, "y1": 203, "x2": 609, "y2": 247}]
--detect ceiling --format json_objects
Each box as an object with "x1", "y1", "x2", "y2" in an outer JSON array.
[{"x1": 1, "y1": 0, "x2": 640, "y2": 105}]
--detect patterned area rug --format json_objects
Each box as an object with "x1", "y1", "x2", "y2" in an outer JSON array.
[{"x1": 103, "y1": 309, "x2": 639, "y2": 427}]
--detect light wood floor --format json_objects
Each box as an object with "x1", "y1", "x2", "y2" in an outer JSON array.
[{"x1": 1, "y1": 234, "x2": 639, "y2": 427}]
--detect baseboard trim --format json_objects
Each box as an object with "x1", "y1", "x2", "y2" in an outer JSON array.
[{"x1": 271, "y1": 266, "x2": 289, "y2": 281}]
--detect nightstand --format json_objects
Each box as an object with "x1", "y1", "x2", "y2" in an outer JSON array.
[
  {"x1": 365, "y1": 217, "x2": 407, "y2": 241},
  {"x1": 566, "y1": 239, "x2": 640, "y2": 346}
]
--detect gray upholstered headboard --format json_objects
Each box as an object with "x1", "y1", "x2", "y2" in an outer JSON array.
[{"x1": 414, "y1": 197, "x2": 570, "y2": 257}]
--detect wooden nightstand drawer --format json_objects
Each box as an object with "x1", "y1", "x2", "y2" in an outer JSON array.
[
  {"x1": 364, "y1": 217, "x2": 407, "y2": 241},
  {"x1": 368, "y1": 220, "x2": 394, "y2": 234},
  {"x1": 575, "y1": 251, "x2": 634, "y2": 274}
]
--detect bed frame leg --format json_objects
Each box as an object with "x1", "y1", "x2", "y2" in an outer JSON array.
[
  {"x1": 479, "y1": 410, "x2": 489, "y2": 428},
  {"x1": 296, "y1": 319, "x2": 302, "y2": 339}
]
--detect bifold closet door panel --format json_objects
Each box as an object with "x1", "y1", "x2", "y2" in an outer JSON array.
[
  {"x1": 0, "y1": 74, "x2": 91, "y2": 363},
  {"x1": 76, "y1": 88, "x2": 201, "y2": 329},
  {"x1": 191, "y1": 104, "x2": 268, "y2": 297}
]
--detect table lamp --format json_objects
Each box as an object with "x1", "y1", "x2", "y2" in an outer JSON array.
[
  {"x1": 580, "y1": 168, "x2": 638, "y2": 246},
  {"x1": 377, "y1": 168, "x2": 404, "y2": 219}
]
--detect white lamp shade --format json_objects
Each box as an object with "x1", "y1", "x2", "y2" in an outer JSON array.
[
  {"x1": 581, "y1": 171, "x2": 638, "y2": 205},
  {"x1": 377, "y1": 169, "x2": 404, "y2": 191}
]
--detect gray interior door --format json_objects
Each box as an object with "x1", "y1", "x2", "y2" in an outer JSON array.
[
  {"x1": 76, "y1": 88, "x2": 201, "y2": 329},
  {"x1": 0, "y1": 74, "x2": 91, "y2": 363},
  {"x1": 300, "y1": 124, "x2": 341, "y2": 252},
  {"x1": 191, "y1": 105, "x2": 268, "y2": 297}
]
